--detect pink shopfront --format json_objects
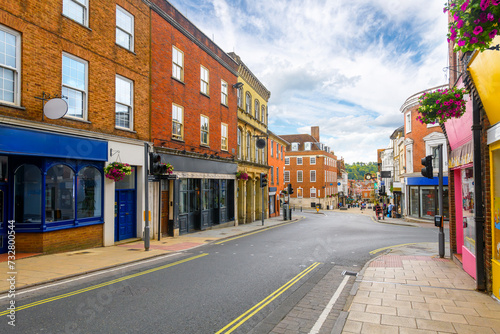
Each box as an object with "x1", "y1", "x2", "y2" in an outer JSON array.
[{"x1": 444, "y1": 80, "x2": 477, "y2": 280}]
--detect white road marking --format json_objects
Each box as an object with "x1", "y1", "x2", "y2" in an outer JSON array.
[{"x1": 308, "y1": 275, "x2": 350, "y2": 334}]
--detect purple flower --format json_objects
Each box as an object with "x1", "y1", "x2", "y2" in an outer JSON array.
[
  {"x1": 474, "y1": 19, "x2": 481, "y2": 24},
  {"x1": 457, "y1": 20, "x2": 464, "y2": 28},
  {"x1": 461, "y1": 0, "x2": 469, "y2": 11},
  {"x1": 480, "y1": 0, "x2": 491, "y2": 10},
  {"x1": 480, "y1": 13, "x2": 488, "y2": 23},
  {"x1": 454, "y1": 13, "x2": 460, "y2": 21},
  {"x1": 471, "y1": 36, "x2": 479, "y2": 44},
  {"x1": 473, "y1": 26, "x2": 484, "y2": 35},
  {"x1": 493, "y1": 0, "x2": 500, "y2": 5},
  {"x1": 489, "y1": 29, "x2": 498, "y2": 38},
  {"x1": 464, "y1": 32, "x2": 471, "y2": 38},
  {"x1": 488, "y1": 13, "x2": 495, "y2": 21},
  {"x1": 457, "y1": 39, "x2": 466, "y2": 46}
]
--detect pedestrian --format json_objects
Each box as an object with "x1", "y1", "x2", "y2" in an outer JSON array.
[
  {"x1": 375, "y1": 202, "x2": 382, "y2": 220},
  {"x1": 388, "y1": 203, "x2": 394, "y2": 218}
]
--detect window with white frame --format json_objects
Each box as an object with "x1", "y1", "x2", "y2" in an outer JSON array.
[
  {"x1": 200, "y1": 66, "x2": 209, "y2": 95},
  {"x1": 62, "y1": 53, "x2": 87, "y2": 120},
  {"x1": 201, "y1": 115, "x2": 209, "y2": 145},
  {"x1": 245, "y1": 92, "x2": 251, "y2": 114},
  {"x1": 63, "y1": 0, "x2": 88, "y2": 26},
  {"x1": 221, "y1": 80, "x2": 228, "y2": 105},
  {"x1": 297, "y1": 188, "x2": 303, "y2": 198},
  {"x1": 237, "y1": 87, "x2": 243, "y2": 108},
  {"x1": 255, "y1": 100, "x2": 260, "y2": 120},
  {"x1": 310, "y1": 157, "x2": 316, "y2": 165},
  {"x1": 310, "y1": 170, "x2": 316, "y2": 182},
  {"x1": 310, "y1": 188, "x2": 316, "y2": 198},
  {"x1": 246, "y1": 132, "x2": 251, "y2": 161},
  {"x1": 285, "y1": 157, "x2": 290, "y2": 165},
  {"x1": 0, "y1": 26, "x2": 20, "y2": 105},
  {"x1": 406, "y1": 147, "x2": 413, "y2": 173},
  {"x1": 255, "y1": 140, "x2": 259, "y2": 163},
  {"x1": 261, "y1": 105, "x2": 266, "y2": 124},
  {"x1": 291, "y1": 143, "x2": 299, "y2": 151},
  {"x1": 115, "y1": 75, "x2": 133, "y2": 130},
  {"x1": 172, "y1": 104, "x2": 183, "y2": 140},
  {"x1": 406, "y1": 112, "x2": 412, "y2": 133},
  {"x1": 221, "y1": 123, "x2": 228, "y2": 151},
  {"x1": 297, "y1": 157, "x2": 303, "y2": 165},
  {"x1": 172, "y1": 46, "x2": 184, "y2": 81},
  {"x1": 284, "y1": 170, "x2": 290, "y2": 183},
  {"x1": 297, "y1": 170, "x2": 303, "y2": 182},
  {"x1": 261, "y1": 147, "x2": 265, "y2": 163},
  {"x1": 237, "y1": 128, "x2": 242, "y2": 159},
  {"x1": 116, "y1": 5, "x2": 134, "y2": 51},
  {"x1": 304, "y1": 142, "x2": 312, "y2": 150}
]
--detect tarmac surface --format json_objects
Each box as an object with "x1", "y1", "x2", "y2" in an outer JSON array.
[{"x1": 1, "y1": 207, "x2": 499, "y2": 333}]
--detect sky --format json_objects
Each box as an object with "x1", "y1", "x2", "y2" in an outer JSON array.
[{"x1": 168, "y1": 0, "x2": 450, "y2": 163}]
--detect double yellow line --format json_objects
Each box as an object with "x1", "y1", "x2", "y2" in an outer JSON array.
[
  {"x1": 216, "y1": 262, "x2": 321, "y2": 334},
  {"x1": 0, "y1": 253, "x2": 208, "y2": 316}
]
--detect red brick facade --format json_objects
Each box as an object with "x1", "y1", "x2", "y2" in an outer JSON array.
[
  {"x1": 268, "y1": 133, "x2": 287, "y2": 217},
  {"x1": 150, "y1": 2, "x2": 238, "y2": 157}
]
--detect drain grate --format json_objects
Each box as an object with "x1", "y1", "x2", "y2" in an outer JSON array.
[{"x1": 341, "y1": 270, "x2": 358, "y2": 277}]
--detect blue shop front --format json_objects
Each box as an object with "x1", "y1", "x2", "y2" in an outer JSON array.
[
  {"x1": 406, "y1": 176, "x2": 449, "y2": 220},
  {"x1": 0, "y1": 125, "x2": 107, "y2": 254}
]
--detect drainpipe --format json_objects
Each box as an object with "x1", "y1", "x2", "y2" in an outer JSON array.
[{"x1": 472, "y1": 92, "x2": 485, "y2": 291}]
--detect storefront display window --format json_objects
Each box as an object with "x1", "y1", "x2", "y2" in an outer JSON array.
[
  {"x1": 46, "y1": 164, "x2": 75, "y2": 222},
  {"x1": 0, "y1": 156, "x2": 7, "y2": 182},
  {"x1": 14, "y1": 164, "x2": 42, "y2": 224},
  {"x1": 180, "y1": 179, "x2": 188, "y2": 214},
  {"x1": 410, "y1": 187, "x2": 419, "y2": 217},
  {"x1": 492, "y1": 151, "x2": 500, "y2": 262},
  {"x1": 77, "y1": 166, "x2": 102, "y2": 219},
  {"x1": 462, "y1": 168, "x2": 475, "y2": 254}
]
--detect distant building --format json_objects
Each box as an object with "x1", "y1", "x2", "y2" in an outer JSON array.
[
  {"x1": 267, "y1": 131, "x2": 289, "y2": 217},
  {"x1": 281, "y1": 126, "x2": 338, "y2": 209}
]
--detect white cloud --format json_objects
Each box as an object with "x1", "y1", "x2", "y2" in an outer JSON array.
[{"x1": 169, "y1": 0, "x2": 449, "y2": 163}]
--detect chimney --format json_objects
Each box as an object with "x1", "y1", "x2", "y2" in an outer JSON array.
[{"x1": 311, "y1": 126, "x2": 320, "y2": 142}]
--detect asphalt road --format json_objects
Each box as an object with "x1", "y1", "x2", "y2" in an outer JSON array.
[{"x1": 0, "y1": 211, "x2": 440, "y2": 333}]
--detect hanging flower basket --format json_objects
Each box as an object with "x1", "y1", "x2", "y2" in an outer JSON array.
[
  {"x1": 416, "y1": 87, "x2": 469, "y2": 125},
  {"x1": 445, "y1": 0, "x2": 500, "y2": 52},
  {"x1": 104, "y1": 162, "x2": 132, "y2": 182},
  {"x1": 159, "y1": 163, "x2": 174, "y2": 175},
  {"x1": 236, "y1": 171, "x2": 249, "y2": 180}
]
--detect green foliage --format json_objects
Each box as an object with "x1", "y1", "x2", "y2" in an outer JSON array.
[{"x1": 345, "y1": 162, "x2": 378, "y2": 180}]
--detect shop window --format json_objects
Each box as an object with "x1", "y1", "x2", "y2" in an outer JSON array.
[
  {"x1": 77, "y1": 166, "x2": 102, "y2": 218},
  {"x1": 462, "y1": 168, "x2": 475, "y2": 253},
  {"x1": 409, "y1": 186, "x2": 419, "y2": 217},
  {"x1": 220, "y1": 180, "x2": 226, "y2": 208},
  {"x1": 492, "y1": 149, "x2": 500, "y2": 263},
  {"x1": 420, "y1": 186, "x2": 435, "y2": 219},
  {"x1": 46, "y1": 164, "x2": 75, "y2": 222},
  {"x1": 179, "y1": 179, "x2": 188, "y2": 214},
  {"x1": 14, "y1": 164, "x2": 42, "y2": 224}
]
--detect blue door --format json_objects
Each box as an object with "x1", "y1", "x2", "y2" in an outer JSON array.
[
  {"x1": 115, "y1": 189, "x2": 136, "y2": 241},
  {"x1": 0, "y1": 185, "x2": 7, "y2": 253}
]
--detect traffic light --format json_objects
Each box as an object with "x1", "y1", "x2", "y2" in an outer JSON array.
[
  {"x1": 260, "y1": 173, "x2": 268, "y2": 188},
  {"x1": 421, "y1": 155, "x2": 433, "y2": 179},
  {"x1": 150, "y1": 153, "x2": 167, "y2": 175},
  {"x1": 287, "y1": 183, "x2": 294, "y2": 195},
  {"x1": 379, "y1": 185, "x2": 386, "y2": 196}
]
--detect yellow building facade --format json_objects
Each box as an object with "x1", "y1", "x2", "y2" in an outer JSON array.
[{"x1": 229, "y1": 53, "x2": 270, "y2": 224}]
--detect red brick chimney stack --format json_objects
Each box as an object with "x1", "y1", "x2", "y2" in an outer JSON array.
[{"x1": 311, "y1": 126, "x2": 320, "y2": 142}]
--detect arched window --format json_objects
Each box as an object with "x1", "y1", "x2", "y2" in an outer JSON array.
[
  {"x1": 255, "y1": 100, "x2": 260, "y2": 120},
  {"x1": 14, "y1": 164, "x2": 42, "y2": 224},
  {"x1": 77, "y1": 166, "x2": 102, "y2": 218},
  {"x1": 245, "y1": 92, "x2": 251, "y2": 114},
  {"x1": 46, "y1": 164, "x2": 75, "y2": 221},
  {"x1": 261, "y1": 105, "x2": 266, "y2": 124}
]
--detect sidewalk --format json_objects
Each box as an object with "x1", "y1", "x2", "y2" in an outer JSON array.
[
  {"x1": 341, "y1": 242, "x2": 500, "y2": 333},
  {"x1": 0, "y1": 215, "x2": 302, "y2": 294}
]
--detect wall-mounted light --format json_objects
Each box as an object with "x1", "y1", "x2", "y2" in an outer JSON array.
[{"x1": 233, "y1": 82, "x2": 244, "y2": 89}]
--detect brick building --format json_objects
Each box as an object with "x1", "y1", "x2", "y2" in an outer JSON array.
[
  {"x1": 400, "y1": 86, "x2": 449, "y2": 221},
  {"x1": 229, "y1": 52, "x2": 270, "y2": 224},
  {"x1": 268, "y1": 131, "x2": 288, "y2": 217},
  {"x1": 281, "y1": 126, "x2": 338, "y2": 210},
  {"x1": 148, "y1": 0, "x2": 238, "y2": 236},
  {"x1": 0, "y1": 0, "x2": 151, "y2": 253}
]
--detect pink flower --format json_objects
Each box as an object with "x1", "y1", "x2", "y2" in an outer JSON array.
[
  {"x1": 489, "y1": 29, "x2": 498, "y2": 38},
  {"x1": 457, "y1": 39, "x2": 466, "y2": 46},
  {"x1": 457, "y1": 20, "x2": 464, "y2": 28},
  {"x1": 488, "y1": 13, "x2": 495, "y2": 21},
  {"x1": 480, "y1": 0, "x2": 491, "y2": 10},
  {"x1": 471, "y1": 36, "x2": 479, "y2": 44},
  {"x1": 461, "y1": 0, "x2": 469, "y2": 11},
  {"x1": 473, "y1": 26, "x2": 484, "y2": 35}
]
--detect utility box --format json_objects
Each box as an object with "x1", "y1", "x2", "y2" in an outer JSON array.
[{"x1": 434, "y1": 215, "x2": 443, "y2": 227}]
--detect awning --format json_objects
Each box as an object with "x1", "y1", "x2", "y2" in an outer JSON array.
[
  {"x1": 449, "y1": 140, "x2": 473, "y2": 169},
  {"x1": 468, "y1": 35, "x2": 500, "y2": 126}
]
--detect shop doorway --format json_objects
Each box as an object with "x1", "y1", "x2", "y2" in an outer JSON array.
[
  {"x1": 161, "y1": 190, "x2": 169, "y2": 236},
  {"x1": 0, "y1": 185, "x2": 7, "y2": 254}
]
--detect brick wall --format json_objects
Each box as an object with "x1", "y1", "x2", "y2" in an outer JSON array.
[
  {"x1": 150, "y1": 8, "x2": 238, "y2": 159},
  {"x1": 482, "y1": 109, "x2": 492, "y2": 293},
  {"x1": 16, "y1": 224, "x2": 103, "y2": 254},
  {"x1": 0, "y1": 0, "x2": 151, "y2": 141}
]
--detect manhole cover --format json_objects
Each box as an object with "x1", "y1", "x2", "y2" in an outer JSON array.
[{"x1": 342, "y1": 270, "x2": 358, "y2": 276}]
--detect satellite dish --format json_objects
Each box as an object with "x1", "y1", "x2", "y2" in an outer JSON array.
[
  {"x1": 44, "y1": 98, "x2": 68, "y2": 119},
  {"x1": 256, "y1": 138, "x2": 266, "y2": 149}
]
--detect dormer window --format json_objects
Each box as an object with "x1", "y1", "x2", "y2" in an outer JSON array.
[
  {"x1": 291, "y1": 142, "x2": 299, "y2": 151},
  {"x1": 304, "y1": 142, "x2": 312, "y2": 151}
]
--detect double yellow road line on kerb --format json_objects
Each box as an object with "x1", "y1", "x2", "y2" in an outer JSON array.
[
  {"x1": 216, "y1": 262, "x2": 321, "y2": 334},
  {"x1": 0, "y1": 253, "x2": 208, "y2": 317}
]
